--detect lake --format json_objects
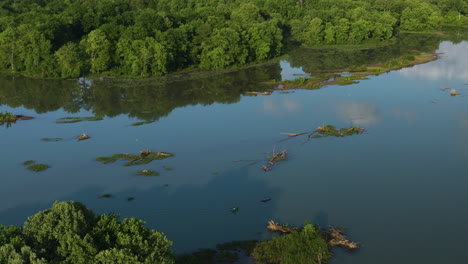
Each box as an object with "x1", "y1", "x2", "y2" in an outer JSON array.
[{"x1": 1, "y1": 34, "x2": 468, "y2": 263}]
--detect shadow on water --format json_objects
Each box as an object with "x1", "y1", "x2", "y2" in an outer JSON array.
[{"x1": 0, "y1": 166, "x2": 282, "y2": 254}]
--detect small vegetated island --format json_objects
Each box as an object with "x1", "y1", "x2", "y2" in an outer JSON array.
[
  {"x1": 0, "y1": 201, "x2": 357, "y2": 264},
  {"x1": 0, "y1": 0, "x2": 466, "y2": 79}
]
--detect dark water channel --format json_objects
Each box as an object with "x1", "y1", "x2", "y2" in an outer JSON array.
[{"x1": 1, "y1": 34, "x2": 468, "y2": 263}]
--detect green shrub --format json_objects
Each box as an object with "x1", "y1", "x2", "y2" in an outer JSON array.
[{"x1": 251, "y1": 224, "x2": 331, "y2": 264}]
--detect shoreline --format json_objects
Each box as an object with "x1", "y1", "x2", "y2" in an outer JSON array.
[{"x1": 262, "y1": 52, "x2": 439, "y2": 91}]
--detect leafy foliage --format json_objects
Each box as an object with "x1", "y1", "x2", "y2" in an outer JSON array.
[
  {"x1": 1, "y1": 201, "x2": 175, "y2": 264},
  {"x1": 252, "y1": 223, "x2": 331, "y2": 264},
  {"x1": 0, "y1": 0, "x2": 464, "y2": 78}
]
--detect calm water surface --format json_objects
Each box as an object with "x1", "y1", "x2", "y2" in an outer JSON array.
[{"x1": 1, "y1": 37, "x2": 468, "y2": 263}]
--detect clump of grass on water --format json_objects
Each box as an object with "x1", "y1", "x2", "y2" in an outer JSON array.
[
  {"x1": 136, "y1": 169, "x2": 159, "y2": 176},
  {"x1": 0, "y1": 111, "x2": 17, "y2": 122}
]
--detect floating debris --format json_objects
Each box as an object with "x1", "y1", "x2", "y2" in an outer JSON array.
[
  {"x1": 77, "y1": 133, "x2": 90, "y2": 141},
  {"x1": 55, "y1": 116, "x2": 102, "y2": 124},
  {"x1": 41, "y1": 137, "x2": 63, "y2": 142},
  {"x1": 26, "y1": 164, "x2": 50, "y2": 172},
  {"x1": 323, "y1": 228, "x2": 359, "y2": 250},
  {"x1": 450, "y1": 89, "x2": 459, "y2": 96},
  {"x1": 230, "y1": 207, "x2": 239, "y2": 213},
  {"x1": 163, "y1": 166, "x2": 173, "y2": 171},
  {"x1": 95, "y1": 151, "x2": 175, "y2": 166},
  {"x1": 126, "y1": 197, "x2": 135, "y2": 201},
  {"x1": 262, "y1": 165, "x2": 272, "y2": 171},
  {"x1": 136, "y1": 169, "x2": 159, "y2": 176},
  {"x1": 440, "y1": 87, "x2": 450, "y2": 91},
  {"x1": 99, "y1": 193, "x2": 112, "y2": 198},
  {"x1": 261, "y1": 198, "x2": 272, "y2": 203},
  {"x1": 212, "y1": 171, "x2": 219, "y2": 175},
  {"x1": 267, "y1": 220, "x2": 297, "y2": 234},
  {"x1": 268, "y1": 150, "x2": 288, "y2": 164},
  {"x1": 139, "y1": 149, "x2": 150, "y2": 157}
]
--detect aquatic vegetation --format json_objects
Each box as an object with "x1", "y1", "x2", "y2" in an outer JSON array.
[
  {"x1": 163, "y1": 166, "x2": 173, "y2": 171},
  {"x1": 41, "y1": 137, "x2": 63, "y2": 141},
  {"x1": 126, "y1": 197, "x2": 135, "y2": 201},
  {"x1": 95, "y1": 151, "x2": 174, "y2": 166},
  {"x1": 137, "y1": 169, "x2": 159, "y2": 176},
  {"x1": 26, "y1": 164, "x2": 50, "y2": 172},
  {"x1": 215, "y1": 251, "x2": 238, "y2": 262},
  {"x1": 0, "y1": 111, "x2": 17, "y2": 122},
  {"x1": 98, "y1": 193, "x2": 112, "y2": 198},
  {"x1": 55, "y1": 116, "x2": 103, "y2": 124},
  {"x1": 22, "y1": 160, "x2": 35, "y2": 166},
  {"x1": 131, "y1": 120, "x2": 154, "y2": 126},
  {"x1": 312, "y1": 125, "x2": 364, "y2": 138},
  {"x1": 216, "y1": 240, "x2": 258, "y2": 255},
  {"x1": 212, "y1": 171, "x2": 219, "y2": 175},
  {"x1": 268, "y1": 150, "x2": 288, "y2": 163}
]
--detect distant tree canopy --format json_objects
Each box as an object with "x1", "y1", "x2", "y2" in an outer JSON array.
[
  {"x1": 0, "y1": 0, "x2": 466, "y2": 78},
  {"x1": 0, "y1": 201, "x2": 174, "y2": 264}
]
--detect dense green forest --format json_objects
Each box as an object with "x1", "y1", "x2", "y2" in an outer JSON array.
[{"x1": 0, "y1": 0, "x2": 466, "y2": 78}]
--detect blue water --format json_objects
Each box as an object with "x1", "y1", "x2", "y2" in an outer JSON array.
[{"x1": 1, "y1": 40, "x2": 468, "y2": 263}]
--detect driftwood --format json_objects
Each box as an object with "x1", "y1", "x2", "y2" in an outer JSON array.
[
  {"x1": 77, "y1": 133, "x2": 90, "y2": 141},
  {"x1": 155, "y1": 152, "x2": 171, "y2": 157},
  {"x1": 450, "y1": 89, "x2": 459, "y2": 96},
  {"x1": 262, "y1": 165, "x2": 272, "y2": 171},
  {"x1": 245, "y1": 91, "x2": 272, "y2": 96},
  {"x1": 261, "y1": 198, "x2": 272, "y2": 203},
  {"x1": 323, "y1": 228, "x2": 359, "y2": 250},
  {"x1": 280, "y1": 132, "x2": 306, "y2": 137},
  {"x1": 267, "y1": 220, "x2": 297, "y2": 234}
]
